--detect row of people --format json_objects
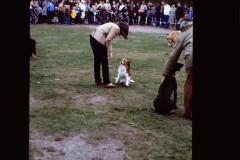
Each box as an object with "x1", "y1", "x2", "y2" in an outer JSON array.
[{"x1": 30, "y1": 0, "x2": 193, "y2": 29}]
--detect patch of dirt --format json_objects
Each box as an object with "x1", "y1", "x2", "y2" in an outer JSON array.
[
  {"x1": 30, "y1": 131, "x2": 125, "y2": 160},
  {"x1": 71, "y1": 93, "x2": 119, "y2": 109},
  {"x1": 30, "y1": 94, "x2": 37, "y2": 105}
]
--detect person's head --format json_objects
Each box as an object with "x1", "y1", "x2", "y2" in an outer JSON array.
[
  {"x1": 117, "y1": 22, "x2": 129, "y2": 40},
  {"x1": 161, "y1": 1, "x2": 164, "y2": 5},
  {"x1": 177, "y1": 2, "x2": 181, "y2": 7},
  {"x1": 165, "y1": 1, "x2": 168, "y2": 4},
  {"x1": 171, "y1": 4, "x2": 175, "y2": 7},
  {"x1": 142, "y1": 1, "x2": 145, "y2": 5},
  {"x1": 179, "y1": 17, "x2": 193, "y2": 31},
  {"x1": 189, "y1": 6, "x2": 193, "y2": 10}
]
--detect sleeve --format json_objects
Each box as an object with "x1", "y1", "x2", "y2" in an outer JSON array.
[
  {"x1": 162, "y1": 37, "x2": 183, "y2": 76},
  {"x1": 105, "y1": 27, "x2": 120, "y2": 54}
]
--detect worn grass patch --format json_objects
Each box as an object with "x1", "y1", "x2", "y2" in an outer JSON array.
[{"x1": 30, "y1": 24, "x2": 191, "y2": 160}]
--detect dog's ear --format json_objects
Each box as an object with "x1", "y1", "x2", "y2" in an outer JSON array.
[{"x1": 127, "y1": 60, "x2": 130, "y2": 68}]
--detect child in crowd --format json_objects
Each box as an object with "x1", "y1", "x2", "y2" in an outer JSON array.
[
  {"x1": 71, "y1": 6, "x2": 77, "y2": 24},
  {"x1": 64, "y1": 5, "x2": 71, "y2": 25},
  {"x1": 42, "y1": 6, "x2": 48, "y2": 23}
]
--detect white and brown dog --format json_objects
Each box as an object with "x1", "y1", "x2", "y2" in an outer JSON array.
[
  {"x1": 166, "y1": 30, "x2": 181, "y2": 46},
  {"x1": 115, "y1": 59, "x2": 134, "y2": 86}
]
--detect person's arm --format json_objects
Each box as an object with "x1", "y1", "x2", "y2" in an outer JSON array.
[
  {"x1": 161, "y1": 38, "x2": 183, "y2": 82},
  {"x1": 105, "y1": 27, "x2": 120, "y2": 60}
]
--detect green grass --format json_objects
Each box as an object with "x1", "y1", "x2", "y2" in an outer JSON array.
[{"x1": 30, "y1": 24, "x2": 191, "y2": 159}]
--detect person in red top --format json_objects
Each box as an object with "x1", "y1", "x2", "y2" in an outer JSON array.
[
  {"x1": 133, "y1": 2, "x2": 140, "y2": 25},
  {"x1": 128, "y1": 6, "x2": 134, "y2": 25}
]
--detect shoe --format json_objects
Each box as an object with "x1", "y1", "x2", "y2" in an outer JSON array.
[
  {"x1": 30, "y1": 53, "x2": 37, "y2": 60},
  {"x1": 104, "y1": 83, "x2": 117, "y2": 88},
  {"x1": 183, "y1": 113, "x2": 192, "y2": 120},
  {"x1": 96, "y1": 81, "x2": 104, "y2": 86}
]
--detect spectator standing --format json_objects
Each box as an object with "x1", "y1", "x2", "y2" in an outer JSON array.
[
  {"x1": 75, "y1": 3, "x2": 81, "y2": 24},
  {"x1": 183, "y1": 4, "x2": 189, "y2": 15},
  {"x1": 175, "y1": 2, "x2": 183, "y2": 30},
  {"x1": 64, "y1": 4, "x2": 71, "y2": 25},
  {"x1": 42, "y1": 0, "x2": 50, "y2": 9},
  {"x1": 139, "y1": 1, "x2": 147, "y2": 25},
  {"x1": 133, "y1": 2, "x2": 140, "y2": 25},
  {"x1": 58, "y1": 3, "x2": 64, "y2": 24},
  {"x1": 79, "y1": 0, "x2": 87, "y2": 24},
  {"x1": 159, "y1": 0, "x2": 164, "y2": 27},
  {"x1": 168, "y1": 3, "x2": 176, "y2": 29},
  {"x1": 150, "y1": 5, "x2": 157, "y2": 26},
  {"x1": 42, "y1": 5, "x2": 48, "y2": 23},
  {"x1": 71, "y1": 6, "x2": 77, "y2": 24},
  {"x1": 188, "y1": 6, "x2": 193, "y2": 19},
  {"x1": 155, "y1": 2, "x2": 160, "y2": 26},
  {"x1": 47, "y1": 1, "x2": 55, "y2": 24},
  {"x1": 146, "y1": 2, "x2": 152, "y2": 26},
  {"x1": 162, "y1": 0, "x2": 170, "y2": 28},
  {"x1": 128, "y1": 6, "x2": 134, "y2": 25}
]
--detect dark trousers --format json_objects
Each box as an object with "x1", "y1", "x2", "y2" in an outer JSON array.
[
  {"x1": 140, "y1": 13, "x2": 146, "y2": 25},
  {"x1": 47, "y1": 10, "x2": 54, "y2": 23},
  {"x1": 160, "y1": 13, "x2": 164, "y2": 24},
  {"x1": 29, "y1": 38, "x2": 36, "y2": 57},
  {"x1": 90, "y1": 35, "x2": 110, "y2": 84},
  {"x1": 184, "y1": 67, "x2": 192, "y2": 116},
  {"x1": 156, "y1": 13, "x2": 160, "y2": 26},
  {"x1": 163, "y1": 15, "x2": 170, "y2": 28}
]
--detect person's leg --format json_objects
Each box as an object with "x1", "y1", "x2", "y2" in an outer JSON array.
[
  {"x1": 184, "y1": 66, "x2": 192, "y2": 117},
  {"x1": 100, "y1": 46, "x2": 110, "y2": 85},
  {"x1": 90, "y1": 36, "x2": 102, "y2": 83}
]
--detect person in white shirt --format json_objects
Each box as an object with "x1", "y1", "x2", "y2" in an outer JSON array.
[
  {"x1": 118, "y1": 2, "x2": 125, "y2": 12},
  {"x1": 163, "y1": 0, "x2": 171, "y2": 28},
  {"x1": 79, "y1": 0, "x2": 86, "y2": 23},
  {"x1": 139, "y1": 1, "x2": 147, "y2": 25},
  {"x1": 103, "y1": 0, "x2": 111, "y2": 11}
]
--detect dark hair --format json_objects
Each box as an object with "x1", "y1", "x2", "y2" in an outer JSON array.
[
  {"x1": 117, "y1": 22, "x2": 129, "y2": 40},
  {"x1": 181, "y1": 17, "x2": 193, "y2": 22}
]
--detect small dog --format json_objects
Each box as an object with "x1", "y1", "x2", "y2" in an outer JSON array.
[
  {"x1": 115, "y1": 59, "x2": 134, "y2": 86},
  {"x1": 166, "y1": 31, "x2": 181, "y2": 46},
  {"x1": 152, "y1": 62, "x2": 184, "y2": 114}
]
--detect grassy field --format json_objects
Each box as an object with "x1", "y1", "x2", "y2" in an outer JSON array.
[{"x1": 30, "y1": 24, "x2": 192, "y2": 160}]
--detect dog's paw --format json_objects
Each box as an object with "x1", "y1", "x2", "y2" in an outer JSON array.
[{"x1": 129, "y1": 79, "x2": 135, "y2": 83}]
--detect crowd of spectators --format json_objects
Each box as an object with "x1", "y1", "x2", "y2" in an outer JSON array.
[{"x1": 30, "y1": 0, "x2": 193, "y2": 29}]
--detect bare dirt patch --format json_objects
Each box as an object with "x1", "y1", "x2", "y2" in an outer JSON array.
[
  {"x1": 30, "y1": 131, "x2": 125, "y2": 160},
  {"x1": 30, "y1": 94, "x2": 37, "y2": 105},
  {"x1": 71, "y1": 93, "x2": 118, "y2": 109}
]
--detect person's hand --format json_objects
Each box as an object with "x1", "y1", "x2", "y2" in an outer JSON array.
[
  {"x1": 160, "y1": 76, "x2": 165, "y2": 84},
  {"x1": 108, "y1": 53, "x2": 112, "y2": 61}
]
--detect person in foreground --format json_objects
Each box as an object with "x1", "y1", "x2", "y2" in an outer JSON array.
[
  {"x1": 90, "y1": 22, "x2": 129, "y2": 88},
  {"x1": 159, "y1": 18, "x2": 193, "y2": 120},
  {"x1": 29, "y1": 37, "x2": 37, "y2": 60}
]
